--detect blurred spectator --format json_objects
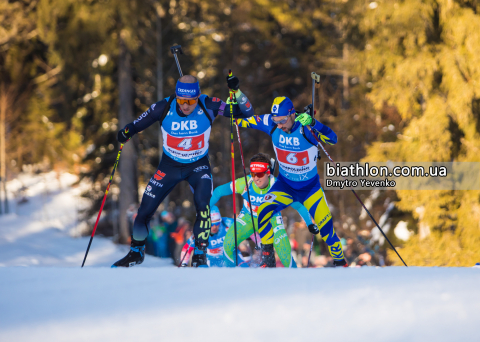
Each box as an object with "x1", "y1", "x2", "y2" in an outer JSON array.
[
  {"x1": 325, "y1": 256, "x2": 334, "y2": 267},
  {"x1": 293, "y1": 221, "x2": 310, "y2": 267},
  {"x1": 313, "y1": 255, "x2": 328, "y2": 268},
  {"x1": 289, "y1": 234, "x2": 298, "y2": 267},
  {"x1": 275, "y1": 252, "x2": 284, "y2": 267},
  {"x1": 161, "y1": 211, "x2": 178, "y2": 261},
  {"x1": 155, "y1": 215, "x2": 169, "y2": 258},
  {"x1": 145, "y1": 212, "x2": 164, "y2": 257},
  {"x1": 126, "y1": 203, "x2": 139, "y2": 238},
  {"x1": 301, "y1": 241, "x2": 312, "y2": 267},
  {"x1": 351, "y1": 252, "x2": 373, "y2": 267},
  {"x1": 171, "y1": 218, "x2": 191, "y2": 264}
]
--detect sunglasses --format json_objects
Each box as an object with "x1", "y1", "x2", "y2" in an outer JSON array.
[
  {"x1": 272, "y1": 116, "x2": 289, "y2": 124},
  {"x1": 251, "y1": 171, "x2": 268, "y2": 178},
  {"x1": 176, "y1": 98, "x2": 198, "y2": 105}
]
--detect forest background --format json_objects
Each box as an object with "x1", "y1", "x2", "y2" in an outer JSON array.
[{"x1": 1, "y1": 0, "x2": 480, "y2": 266}]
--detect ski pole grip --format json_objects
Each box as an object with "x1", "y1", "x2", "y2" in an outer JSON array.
[
  {"x1": 170, "y1": 45, "x2": 183, "y2": 55},
  {"x1": 170, "y1": 45, "x2": 184, "y2": 77}
]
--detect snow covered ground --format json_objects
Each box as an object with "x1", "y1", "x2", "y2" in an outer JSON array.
[
  {"x1": 0, "y1": 171, "x2": 170, "y2": 268},
  {"x1": 1, "y1": 172, "x2": 479, "y2": 342}
]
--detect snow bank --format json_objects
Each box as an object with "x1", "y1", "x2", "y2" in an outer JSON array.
[{"x1": 0, "y1": 267, "x2": 479, "y2": 342}]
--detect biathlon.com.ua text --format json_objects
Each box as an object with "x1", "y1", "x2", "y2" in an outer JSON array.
[{"x1": 322, "y1": 162, "x2": 480, "y2": 190}]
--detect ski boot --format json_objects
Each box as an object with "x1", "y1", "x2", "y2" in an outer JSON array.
[
  {"x1": 111, "y1": 239, "x2": 145, "y2": 268},
  {"x1": 333, "y1": 258, "x2": 348, "y2": 268},
  {"x1": 259, "y1": 244, "x2": 276, "y2": 268},
  {"x1": 192, "y1": 247, "x2": 208, "y2": 268}
]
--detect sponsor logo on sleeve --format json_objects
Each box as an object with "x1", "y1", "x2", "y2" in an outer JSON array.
[
  {"x1": 144, "y1": 190, "x2": 156, "y2": 198},
  {"x1": 276, "y1": 216, "x2": 283, "y2": 225},
  {"x1": 263, "y1": 194, "x2": 276, "y2": 203},
  {"x1": 134, "y1": 111, "x2": 149, "y2": 124},
  {"x1": 146, "y1": 185, "x2": 152, "y2": 192},
  {"x1": 201, "y1": 174, "x2": 211, "y2": 180},
  {"x1": 154, "y1": 170, "x2": 166, "y2": 180},
  {"x1": 149, "y1": 179, "x2": 163, "y2": 187},
  {"x1": 212, "y1": 97, "x2": 221, "y2": 102},
  {"x1": 264, "y1": 114, "x2": 270, "y2": 126}
]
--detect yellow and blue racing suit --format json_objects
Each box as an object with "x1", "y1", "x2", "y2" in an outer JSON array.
[{"x1": 237, "y1": 113, "x2": 345, "y2": 262}]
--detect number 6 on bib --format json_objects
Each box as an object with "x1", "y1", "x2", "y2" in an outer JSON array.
[{"x1": 286, "y1": 152, "x2": 298, "y2": 164}]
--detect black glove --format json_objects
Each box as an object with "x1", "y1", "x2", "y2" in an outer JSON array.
[
  {"x1": 117, "y1": 125, "x2": 133, "y2": 143},
  {"x1": 303, "y1": 104, "x2": 314, "y2": 117},
  {"x1": 308, "y1": 224, "x2": 320, "y2": 235},
  {"x1": 226, "y1": 73, "x2": 240, "y2": 91}
]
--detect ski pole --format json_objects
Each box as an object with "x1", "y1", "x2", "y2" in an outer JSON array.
[
  {"x1": 306, "y1": 234, "x2": 314, "y2": 268},
  {"x1": 307, "y1": 73, "x2": 320, "y2": 269},
  {"x1": 234, "y1": 119, "x2": 260, "y2": 250},
  {"x1": 81, "y1": 138, "x2": 130, "y2": 267},
  {"x1": 307, "y1": 72, "x2": 407, "y2": 267},
  {"x1": 170, "y1": 45, "x2": 184, "y2": 77},
  {"x1": 311, "y1": 72, "x2": 320, "y2": 115},
  {"x1": 178, "y1": 240, "x2": 194, "y2": 267},
  {"x1": 228, "y1": 72, "x2": 239, "y2": 266}
]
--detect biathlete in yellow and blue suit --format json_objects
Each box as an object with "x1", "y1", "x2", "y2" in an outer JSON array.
[{"x1": 236, "y1": 97, "x2": 347, "y2": 267}]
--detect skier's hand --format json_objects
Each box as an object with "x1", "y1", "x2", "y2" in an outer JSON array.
[
  {"x1": 308, "y1": 224, "x2": 320, "y2": 235},
  {"x1": 295, "y1": 112, "x2": 313, "y2": 126},
  {"x1": 117, "y1": 125, "x2": 132, "y2": 143},
  {"x1": 226, "y1": 70, "x2": 239, "y2": 91},
  {"x1": 226, "y1": 96, "x2": 237, "y2": 105},
  {"x1": 303, "y1": 104, "x2": 314, "y2": 116}
]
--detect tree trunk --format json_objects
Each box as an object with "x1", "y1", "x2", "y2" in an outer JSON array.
[
  {"x1": 343, "y1": 43, "x2": 349, "y2": 101},
  {"x1": 156, "y1": 5, "x2": 168, "y2": 209},
  {"x1": 118, "y1": 37, "x2": 138, "y2": 244},
  {"x1": 0, "y1": 84, "x2": 8, "y2": 214}
]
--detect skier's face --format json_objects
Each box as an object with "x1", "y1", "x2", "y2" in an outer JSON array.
[
  {"x1": 211, "y1": 222, "x2": 220, "y2": 234},
  {"x1": 273, "y1": 114, "x2": 295, "y2": 132},
  {"x1": 252, "y1": 171, "x2": 269, "y2": 189},
  {"x1": 177, "y1": 96, "x2": 199, "y2": 115}
]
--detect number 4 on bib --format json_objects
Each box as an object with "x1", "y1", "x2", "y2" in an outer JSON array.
[
  {"x1": 178, "y1": 138, "x2": 193, "y2": 150},
  {"x1": 177, "y1": 138, "x2": 203, "y2": 150}
]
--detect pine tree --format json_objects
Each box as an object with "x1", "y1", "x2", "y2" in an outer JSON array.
[{"x1": 358, "y1": 0, "x2": 480, "y2": 266}]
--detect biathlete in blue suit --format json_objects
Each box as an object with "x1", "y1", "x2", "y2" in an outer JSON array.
[
  {"x1": 112, "y1": 74, "x2": 253, "y2": 268},
  {"x1": 236, "y1": 97, "x2": 347, "y2": 267},
  {"x1": 179, "y1": 206, "x2": 249, "y2": 267}
]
